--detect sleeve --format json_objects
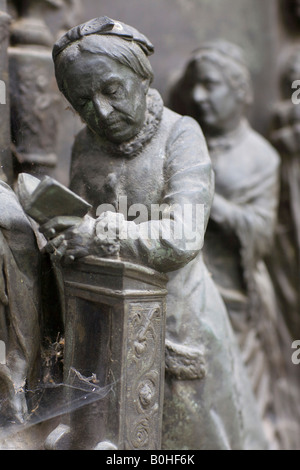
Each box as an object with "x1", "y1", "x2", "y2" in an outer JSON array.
[
  {"x1": 109, "y1": 116, "x2": 214, "y2": 272},
  {"x1": 210, "y1": 153, "x2": 280, "y2": 265}
]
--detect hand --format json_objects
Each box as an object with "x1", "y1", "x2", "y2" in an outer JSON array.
[
  {"x1": 39, "y1": 216, "x2": 83, "y2": 240},
  {"x1": 95, "y1": 211, "x2": 128, "y2": 242},
  {"x1": 42, "y1": 215, "x2": 97, "y2": 263},
  {"x1": 210, "y1": 194, "x2": 234, "y2": 228}
]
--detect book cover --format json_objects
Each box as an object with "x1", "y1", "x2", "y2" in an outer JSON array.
[{"x1": 17, "y1": 173, "x2": 92, "y2": 225}]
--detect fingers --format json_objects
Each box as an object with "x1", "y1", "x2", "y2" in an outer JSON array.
[
  {"x1": 44, "y1": 234, "x2": 66, "y2": 254},
  {"x1": 46, "y1": 236, "x2": 86, "y2": 263},
  {"x1": 40, "y1": 216, "x2": 82, "y2": 239},
  {"x1": 53, "y1": 240, "x2": 68, "y2": 260}
]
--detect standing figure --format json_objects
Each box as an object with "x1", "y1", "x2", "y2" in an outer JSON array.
[
  {"x1": 168, "y1": 39, "x2": 300, "y2": 449},
  {"x1": 269, "y1": 46, "x2": 300, "y2": 340},
  {"x1": 45, "y1": 17, "x2": 268, "y2": 450}
]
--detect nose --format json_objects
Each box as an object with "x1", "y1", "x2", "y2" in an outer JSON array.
[
  {"x1": 192, "y1": 84, "x2": 207, "y2": 104},
  {"x1": 92, "y1": 94, "x2": 113, "y2": 120}
]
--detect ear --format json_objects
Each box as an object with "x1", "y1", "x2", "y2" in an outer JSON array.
[
  {"x1": 236, "y1": 82, "x2": 253, "y2": 106},
  {"x1": 141, "y1": 77, "x2": 151, "y2": 94}
]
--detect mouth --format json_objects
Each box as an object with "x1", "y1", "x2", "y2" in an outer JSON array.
[
  {"x1": 195, "y1": 102, "x2": 212, "y2": 112},
  {"x1": 100, "y1": 116, "x2": 126, "y2": 131}
]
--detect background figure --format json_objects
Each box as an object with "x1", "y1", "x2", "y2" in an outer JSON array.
[
  {"x1": 268, "y1": 46, "x2": 300, "y2": 340},
  {"x1": 0, "y1": 181, "x2": 41, "y2": 425},
  {"x1": 168, "y1": 39, "x2": 300, "y2": 449}
]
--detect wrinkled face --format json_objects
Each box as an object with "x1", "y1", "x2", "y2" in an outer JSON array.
[
  {"x1": 188, "y1": 59, "x2": 242, "y2": 134},
  {"x1": 62, "y1": 53, "x2": 149, "y2": 144}
]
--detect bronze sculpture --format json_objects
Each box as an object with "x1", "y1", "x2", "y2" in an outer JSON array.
[
  {"x1": 42, "y1": 17, "x2": 268, "y2": 450},
  {"x1": 168, "y1": 39, "x2": 300, "y2": 449}
]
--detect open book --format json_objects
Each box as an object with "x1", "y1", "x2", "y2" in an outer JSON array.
[{"x1": 17, "y1": 173, "x2": 92, "y2": 225}]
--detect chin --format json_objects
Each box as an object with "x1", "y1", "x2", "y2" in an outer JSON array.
[
  {"x1": 198, "y1": 117, "x2": 217, "y2": 129},
  {"x1": 107, "y1": 128, "x2": 139, "y2": 144}
]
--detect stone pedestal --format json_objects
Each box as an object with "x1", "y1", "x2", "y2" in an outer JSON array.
[{"x1": 46, "y1": 256, "x2": 167, "y2": 450}]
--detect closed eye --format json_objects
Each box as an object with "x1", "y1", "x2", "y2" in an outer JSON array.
[
  {"x1": 102, "y1": 82, "x2": 122, "y2": 97},
  {"x1": 202, "y1": 79, "x2": 221, "y2": 90},
  {"x1": 77, "y1": 97, "x2": 90, "y2": 107}
]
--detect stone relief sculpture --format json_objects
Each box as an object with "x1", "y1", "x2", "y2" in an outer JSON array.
[
  {"x1": 268, "y1": 46, "x2": 300, "y2": 340},
  {"x1": 39, "y1": 16, "x2": 270, "y2": 450},
  {"x1": 168, "y1": 39, "x2": 300, "y2": 450}
]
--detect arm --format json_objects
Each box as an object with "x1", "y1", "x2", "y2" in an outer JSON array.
[
  {"x1": 110, "y1": 116, "x2": 214, "y2": 272},
  {"x1": 41, "y1": 117, "x2": 214, "y2": 272},
  {"x1": 210, "y1": 161, "x2": 280, "y2": 261}
]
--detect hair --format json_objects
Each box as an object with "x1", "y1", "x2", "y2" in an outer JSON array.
[
  {"x1": 54, "y1": 34, "x2": 154, "y2": 98},
  {"x1": 169, "y1": 39, "x2": 253, "y2": 115}
]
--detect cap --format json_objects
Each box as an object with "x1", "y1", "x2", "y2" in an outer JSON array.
[{"x1": 52, "y1": 16, "x2": 154, "y2": 60}]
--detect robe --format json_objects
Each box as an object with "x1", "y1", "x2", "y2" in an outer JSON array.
[
  {"x1": 69, "y1": 89, "x2": 267, "y2": 450},
  {"x1": 203, "y1": 119, "x2": 300, "y2": 449}
]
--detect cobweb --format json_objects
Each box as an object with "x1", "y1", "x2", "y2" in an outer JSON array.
[{"x1": 0, "y1": 334, "x2": 116, "y2": 448}]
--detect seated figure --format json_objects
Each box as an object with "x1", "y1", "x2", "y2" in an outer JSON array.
[{"x1": 44, "y1": 17, "x2": 268, "y2": 450}]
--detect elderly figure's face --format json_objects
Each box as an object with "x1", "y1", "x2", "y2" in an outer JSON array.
[
  {"x1": 62, "y1": 53, "x2": 149, "y2": 144},
  {"x1": 188, "y1": 59, "x2": 242, "y2": 135}
]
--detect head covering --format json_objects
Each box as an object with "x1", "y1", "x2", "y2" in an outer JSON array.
[
  {"x1": 192, "y1": 39, "x2": 247, "y2": 69},
  {"x1": 52, "y1": 16, "x2": 154, "y2": 61}
]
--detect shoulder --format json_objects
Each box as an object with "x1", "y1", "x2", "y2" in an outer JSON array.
[
  {"x1": 243, "y1": 124, "x2": 280, "y2": 169},
  {"x1": 162, "y1": 108, "x2": 208, "y2": 152},
  {"x1": 162, "y1": 107, "x2": 204, "y2": 135}
]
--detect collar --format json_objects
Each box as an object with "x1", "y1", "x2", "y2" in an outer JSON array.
[
  {"x1": 88, "y1": 88, "x2": 164, "y2": 158},
  {"x1": 206, "y1": 119, "x2": 249, "y2": 156}
]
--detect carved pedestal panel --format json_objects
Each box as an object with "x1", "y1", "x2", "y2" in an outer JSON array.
[{"x1": 46, "y1": 257, "x2": 167, "y2": 450}]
